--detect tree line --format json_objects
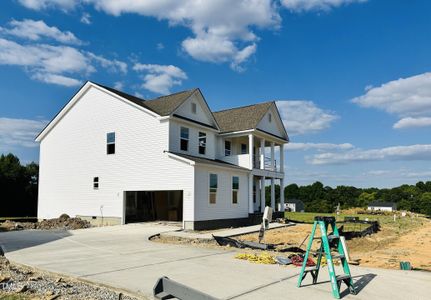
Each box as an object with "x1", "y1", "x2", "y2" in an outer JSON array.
[
  {"x1": 266, "y1": 181, "x2": 431, "y2": 216},
  {"x1": 0, "y1": 153, "x2": 38, "y2": 217}
]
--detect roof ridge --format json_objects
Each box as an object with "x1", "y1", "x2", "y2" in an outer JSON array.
[
  {"x1": 149, "y1": 88, "x2": 197, "y2": 101},
  {"x1": 92, "y1": 81, "x2": 146, "y2": 101},
  {"x1": 213, "y1": 101, "x2": 274, "y2": 114}
]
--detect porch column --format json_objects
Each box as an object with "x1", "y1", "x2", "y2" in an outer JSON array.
[
  {"x1": 255, "y1": 177, "x2": 260, "y2": 212},
  {"x1": 260, "y1": 138, "x2": 265, "y2": 169},
  {"x1": 280, "y1": 177, "x2": 285, "y2": 212},
  {"x1": 248, "y1": 174, "x2": 254, "y2": 214},
  {"x1": 270, "y1": 178, "x2": 275, "y2": 211},
  {"x1": 280, "y1": 144, "x2": 285, "y2": 173},
  {"x1": 260, "y1": 176, "x2": 266, "y2": 212},
  {"x1": 270, "y1": 142, "x2": 275, "y2": 171},
  {"x1": 248, "y1": 134, "x2": 254, "y2": 169}
]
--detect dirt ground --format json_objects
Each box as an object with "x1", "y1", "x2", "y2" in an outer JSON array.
[{"x1": 237, "y1": 219, "x2": 431, "y2": 271}]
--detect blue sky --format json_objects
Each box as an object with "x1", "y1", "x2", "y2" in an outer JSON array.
[{"x1": 1, "y1": 0, "x2": 431, "y2": 188}]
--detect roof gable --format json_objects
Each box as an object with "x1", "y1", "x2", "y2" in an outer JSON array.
[
  {"x1": 213, "y1": 102, "x2": 273, "y2": 133},
  {"x1": 144, "y1": 89, "x2": 196, "y2": 116},
  {"x1": 173, "y1": 89, "x2": 219, "y2": 129},
  {"x1": 256, "y1": 103, "x2": 289, "y2": 140}
]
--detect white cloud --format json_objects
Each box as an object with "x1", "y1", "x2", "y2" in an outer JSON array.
[
  {"x1": 133, "y1": 63, "x2": 187, "y2": 94},
  {"x1": 393, "y1": 117, "x2": 431, "y2": 129},
  {"x1": 0, "y1": 37, "x2": 127, "y2": 87},
  {"x1": 276, "y1": 100, "x2": 338, "y2": 135},
  {"x1": 81, "y1": 12, "x2": 92, "y2": 24},
  {"x1": 17, "y1": 0, "x2": 77, "y2": 11},
  {"x1": 0, "y1": 19, "x2": 82, "y2": 45},
  {"x1": 20, "y1": 0, "x2": 280, "y2": 71},
  {"x1": 352, "y1": 72, "x2": 431, "y2": 129},
  {"x1": 0, "y1": 117, "x2": 47, "y2": 148},
  {"x1": 308, "y1": 144, "x2": 431, "y2": 165},
  {"x1": 281, "y1": 0, "x2": 367, "y2": 12},
  {"x1": 156, "y1": 43, "x2": 164, "y2": 50},
  {"x1": 113, "y1": 81, "x2": 124, "y2": 90},
  {"x1": 286, "y1": 142, "x2": 354, "y2": 151},
  {"x1": 31, "y1": 72, "x2": 82, "y2": 87}
]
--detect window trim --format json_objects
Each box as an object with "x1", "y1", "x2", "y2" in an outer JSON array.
[
  {"x1": 232, "y1": 176, "x2": 239, "y2": 205},
  {"x1": 198, "y1": 131, "x2": 206, "y2": 155},
  {"x1": 224, "y1": 140, "x2": 231, "y2": 156},
  {"x1": 106, "y1": 132, "x2": 115, "y2": 155},
  {"x1": 180, "y1": 126, "x2": 189, "y2": 152},
  {"x1": 209, "y1": 173, "x2": 217, "y2": 205}
]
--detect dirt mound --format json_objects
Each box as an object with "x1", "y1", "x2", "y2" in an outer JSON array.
[{"x1": 1, "y1": 215, "x2": 91, "y2": 231}]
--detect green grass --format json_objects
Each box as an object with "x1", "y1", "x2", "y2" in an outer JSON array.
[
  {"x1": 285, "y1": 211, "x2": 425, "y2": 234},
  {"x1": 0, "y1": 294, "x2": 29, "y2": 300}
]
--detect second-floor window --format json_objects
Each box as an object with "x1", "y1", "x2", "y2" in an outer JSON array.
[
  {"x1": 107, "y1": 132, "x2": 115, "y2": 154},
  {"x1": 199, "y1": 132, "x2": 206, "y2": 155},
  {"x1": 93, "y1": 177, "x2": 99, "y2": 189},
  {"x1": 225, "y1": 140, "x2": 231, "y2": 156},
  {"x1": 180, "y1": 127, "x2": 189, "y2": 151},
  {"x1": 241, "y1": 143, "x2": 247, "y2": 154}
]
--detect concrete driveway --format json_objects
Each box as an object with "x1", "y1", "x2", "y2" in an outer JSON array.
[{"x1": 1, "y1": 223, "x2": 430, "y2": 299}]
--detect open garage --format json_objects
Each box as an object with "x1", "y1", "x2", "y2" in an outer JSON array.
[{"x1": 124, "y1": 190, "x2": 183, "y2": 223}]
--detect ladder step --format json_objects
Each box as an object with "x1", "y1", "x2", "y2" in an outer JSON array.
[
  {"x1": 327, "y1": 235, "x2": 339, "y2": 241},
  {"x1": 336, "y1": 274, "x2": 352, "y2": 281},
  {"x1": 305, "y1": 266, "x2": 319, "y2": 272},
  {"x1": 332, "y1": 254, "x2": 345, "y2": 260}
]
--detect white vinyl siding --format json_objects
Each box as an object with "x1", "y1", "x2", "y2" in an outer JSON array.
[
  {"x1": 194, "y1": 165, "x2": 248, "y2": 221},
  {"x1": 38, "y1": 86, "x2": 194, "y2": 223}
]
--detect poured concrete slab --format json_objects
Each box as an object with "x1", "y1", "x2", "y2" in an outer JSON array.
[{"x1": 1, "y1": 223, "x2": 430, "y2": 300}]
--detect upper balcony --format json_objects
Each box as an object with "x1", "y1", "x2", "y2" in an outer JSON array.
[{"x1": 218, "y1": 132, "x2": 285, "y2": 176}]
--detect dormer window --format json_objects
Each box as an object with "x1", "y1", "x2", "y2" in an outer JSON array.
[
  {"x1": 192, "y1": 102, "x2": 197, "y2": 114},
  {"x1": 268, "y1": 113, "x2": 272, "y2": 123}
]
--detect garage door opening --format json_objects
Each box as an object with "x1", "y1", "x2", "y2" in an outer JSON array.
[{"x1": 124, "y1": 190, "x2": 183, "y2": 223}]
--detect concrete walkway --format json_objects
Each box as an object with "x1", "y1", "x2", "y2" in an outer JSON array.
[
  {"x1": 162, "y1": 222, "x2": 293, "y2": 240},
  {"x1": 1, "y1": 223, "x2": 430, "y2": 300}
]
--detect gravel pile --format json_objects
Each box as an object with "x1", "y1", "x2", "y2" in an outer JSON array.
[
  {"x1": 0, "y1": 256, "x2": 142, "y2": 299},
  {"x1": 1, "y1": 214, "x2": 91, "y2": 231}
]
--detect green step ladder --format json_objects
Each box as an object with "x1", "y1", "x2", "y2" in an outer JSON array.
[{"x1": 297, "y1": 216, "x2": 356, "y2": 299}]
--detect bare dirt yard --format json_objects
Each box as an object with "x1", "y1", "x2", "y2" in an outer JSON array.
[{"x1": 237, "y1": 215, "x2": 431, "y2": 271}]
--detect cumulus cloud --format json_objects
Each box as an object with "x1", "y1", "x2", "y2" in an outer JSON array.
[
  {"x1": 133, "y1": 63, "x2": 187, "y2": 94},
  {"x1": 0, "y1": 19, "x2": 82, "y2": 45},
  {"x1": 307, "y1": 144, "x2": 431, "y2": 165},
  {"x1": 393, "y1": 117, "x2": 431, "y2": 129},
  {"x1": 18, "y1": 0, "x2": 77, "y2": 11},
  {"x1": 352, "y1": 72, "x2": 431, "y2": 129},
  {"x1": 276, "y1": 101, "x2": 338, "y2": 135},
  {"x1": 286, "y1": 142, "x2": 354, "y2": 151},
  {"x1": 0, "y1": 37, "x2": 127, "y2": 87},
  {"x1": 281, "y1": 0, "x2": 367, "y2": 12},
  {"x1": 0, "y1": 117, "x2": 47, "y2": 148}
]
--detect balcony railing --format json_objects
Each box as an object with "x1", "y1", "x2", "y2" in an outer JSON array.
[{"x1": 253, "y1": 155, "x2": 278, "y2": 172}]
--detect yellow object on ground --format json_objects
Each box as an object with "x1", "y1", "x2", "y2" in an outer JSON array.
[{"x1": 235, "y1": 252, "x2": 276, "y2": 264}]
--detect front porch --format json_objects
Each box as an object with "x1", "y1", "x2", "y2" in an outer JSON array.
[{"x1": 249, "y1": 174, "x2": 285, "y2": 214}]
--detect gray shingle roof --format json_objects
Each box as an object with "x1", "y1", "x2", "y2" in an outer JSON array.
[
  {"x1": 96, "y1": 82, "x2": 196, "y2": 116},
  {"x1": 145, "y1": 89, "x2": 197, "y2": 116},
  {"x1": 213, "y1": 102, "x2": 273, "y2": 133}
]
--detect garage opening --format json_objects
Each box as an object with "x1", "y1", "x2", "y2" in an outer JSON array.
[{"x1": 124, "y1": 190, "x2": 183, "y2": 223}]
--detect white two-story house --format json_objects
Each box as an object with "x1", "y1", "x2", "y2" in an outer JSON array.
[{"x1": 36, "y1": 81, "x2": 289, "y2": 230}]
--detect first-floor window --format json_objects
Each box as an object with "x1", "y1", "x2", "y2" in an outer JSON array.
[
  {"x1": 209, "y1": 173, "x2": 217, "y2": 204},
  {"x1": 225, "y1": 140, "x2": 231, "y2": 156},
  {"x1": 180, "y1": 127, "x2": 189, "y2": 151},
  {"x1": 240, "y1": 143, "x2": 247, "y2": 154},
  {"x1": 199, "y1": 132, "x2": 206, "y2": 155},
  {"x1": 232, "y1": 176, "x2": 239, "y2": 204},
  {"x1": 93, "y1": 177, "x2": 99, "y2": 189}
]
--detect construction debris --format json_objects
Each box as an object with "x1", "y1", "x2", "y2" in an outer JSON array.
[
  {"x1": 213, "y1": 235, "x2": 275, "y2": 250},
  {"x1": 235, "y1": 252, "x2": 276, "y2": 264},
  {"x1": 0, "y1": 214, "x2": 91, "y2": 231}
]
